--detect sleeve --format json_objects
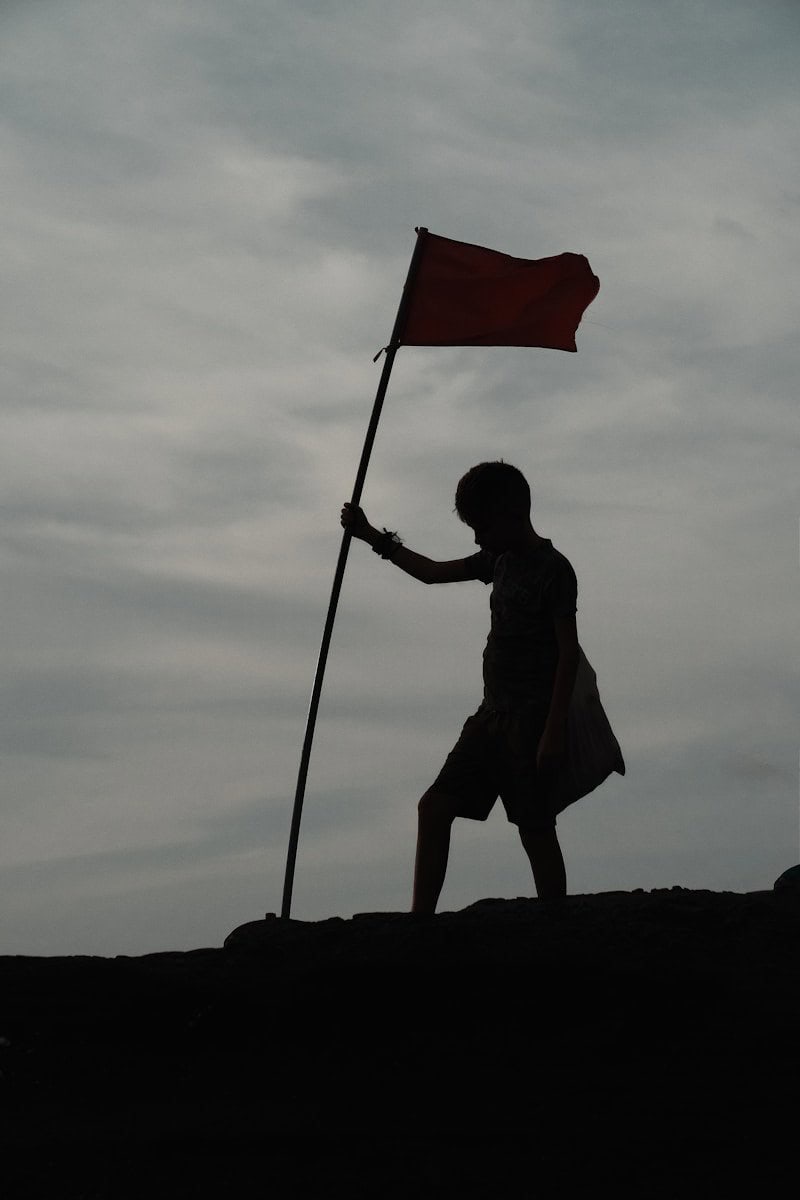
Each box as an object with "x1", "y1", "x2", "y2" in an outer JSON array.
[
  {"x1": 543, "y1": 555, "x2": 578, "y2": 616},
  {"x1": 462, "y1": 549, "x2": 497, "y2": 584}
]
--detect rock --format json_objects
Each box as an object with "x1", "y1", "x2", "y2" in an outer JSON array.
[
  {"x1": 774, "y1": 864, "x2": 800, "y2": 892},
  {"x1": 3, "y1": 887, "x2": 799, "y2": 1194},
  {"x1": 223, "y1": 913, "x2": 279, "y2": 950}
]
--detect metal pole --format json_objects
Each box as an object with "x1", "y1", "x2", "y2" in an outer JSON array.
[{"x1": 280, "y1": 227, "x2": 429, "y2": 919}]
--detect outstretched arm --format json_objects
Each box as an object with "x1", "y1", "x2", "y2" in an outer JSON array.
[{"x1": 340, "y1": 502, "x2": 476, "y2": 584}]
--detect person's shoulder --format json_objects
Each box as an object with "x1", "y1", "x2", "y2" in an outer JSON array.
[
  {"x1": 542, "y1": 540, "x2": 578, "y2": 613},
  {"x1": 545, "y1": 540, "x2": 576, "y2": 576},
  {"x1": 465, "y1": 548, "x2": 497, "y2": 584},
  {"x1": 553, "y1": 546, "x2": 576, "y2": 575}
]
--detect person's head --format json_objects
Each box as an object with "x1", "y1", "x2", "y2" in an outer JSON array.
[{"x1": 454, "y1": 461, "x2": 534, "y2": 552}]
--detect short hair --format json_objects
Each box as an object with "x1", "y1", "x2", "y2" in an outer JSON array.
[{"x1": 454, "y1": 461, "x2": 531, "y2": 526}]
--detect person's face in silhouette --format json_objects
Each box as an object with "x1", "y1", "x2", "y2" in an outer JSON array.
[{"x1": 470, "y1": 507, "x2": 529, "y2": 553}]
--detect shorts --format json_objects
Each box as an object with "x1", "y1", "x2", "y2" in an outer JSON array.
[{"x1": 431, "y1": 703, "x2": 557, "y2": 833}]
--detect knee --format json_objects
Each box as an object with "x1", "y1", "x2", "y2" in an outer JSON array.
[
  {"x1": 519, "y1": 824, "x2": 558, "y2": 851},
  {"x1": 519, "y1": 821, "x2": 556, "y2": 841},
  {"x1": 418, "y1": 787, "x2": 458, "y2": 827}
]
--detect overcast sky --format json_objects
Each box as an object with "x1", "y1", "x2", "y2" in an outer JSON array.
[{"x1": 1, "y1": 0, "x2": 797, "y2": 955}]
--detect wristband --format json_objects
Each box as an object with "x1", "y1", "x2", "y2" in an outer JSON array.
[{"x1": 372, "y1": 528, "x2": 403, "y2": 561}]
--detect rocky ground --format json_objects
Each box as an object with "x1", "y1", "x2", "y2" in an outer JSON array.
[{"x1": 2, "y1": 886, "x2": 799, "y2": 1196}]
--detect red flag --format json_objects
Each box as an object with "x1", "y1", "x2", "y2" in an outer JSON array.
[{"x1": 400, "y1": 232, "x2": 599, "y2": 353}]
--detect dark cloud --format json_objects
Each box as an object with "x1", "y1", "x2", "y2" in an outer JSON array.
[{"x1": 0, "y1": 0, "x2": 796, "y2": 953}]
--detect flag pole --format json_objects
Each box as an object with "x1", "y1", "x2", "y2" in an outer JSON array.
[{"x1": 280, "y1": 227, "x2": 429, "y2": 920}]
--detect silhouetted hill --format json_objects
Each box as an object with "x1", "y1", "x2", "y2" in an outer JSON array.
[{"x1": 3, "y1": 887, "x2": 798, "y2": 1196}]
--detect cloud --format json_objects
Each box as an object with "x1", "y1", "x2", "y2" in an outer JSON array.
[{"x1": 0, "y1": 0, "x2": 796, "y2": 952}]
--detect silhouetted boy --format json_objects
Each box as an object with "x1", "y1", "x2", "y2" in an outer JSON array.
[{"x1": 341, "y1": 461, "x2": 579, "y2": 914}]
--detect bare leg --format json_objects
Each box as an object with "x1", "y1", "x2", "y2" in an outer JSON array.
[
  {"x1": 519, "y1": 827, "x2": 566, "y2": 900},
  {"x1": 412, "y1": 790, "x2": 459, "y2": 914}
]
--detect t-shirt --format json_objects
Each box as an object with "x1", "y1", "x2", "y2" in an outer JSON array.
[{"x1": 464, "y1": 539, "x2": 578, "y2": 712}]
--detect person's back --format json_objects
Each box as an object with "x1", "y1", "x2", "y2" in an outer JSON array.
[
  {"x1": 341, "y1": 460, "x2": 579, "y2": 913},
  {"x1": 473, "y1": 537, "x2": 578, "y2": 713}
]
